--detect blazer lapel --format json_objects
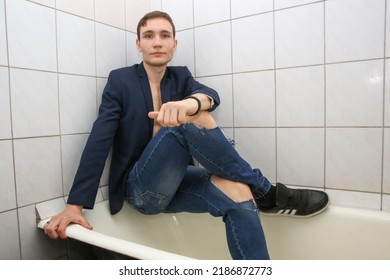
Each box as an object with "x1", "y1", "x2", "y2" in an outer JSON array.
[
  {"x1": 137, "y1": 63, "x2": 153, "y2": 111},
  {"x1": 137, "y1": 63, "x2": 154, "y2": 135},
  {"x1": 160, "y1": 69, "x2": 171, "y2": 104}
]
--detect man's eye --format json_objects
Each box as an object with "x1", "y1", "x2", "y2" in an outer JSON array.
[{"x1": 144, "y1": 34, "x2": 153, "y2": 39}]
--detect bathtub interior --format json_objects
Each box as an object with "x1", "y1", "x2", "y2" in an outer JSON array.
[
  {"x1": 37, "y1": 200, "x2": 390, "y2": 260},
  {"x1": 82, "y1": 201, "x2": 231, "y2": 260}
]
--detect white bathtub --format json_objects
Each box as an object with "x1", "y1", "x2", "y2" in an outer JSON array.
[{"x1": 37, "y1": 200, "x2": 390, "y2": 260}]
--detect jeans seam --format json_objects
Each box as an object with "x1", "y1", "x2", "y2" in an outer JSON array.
[{"x1": 225, "y1": 214, "x2": 245, "y2": 260}]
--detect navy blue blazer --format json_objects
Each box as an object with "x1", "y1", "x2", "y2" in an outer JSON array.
[{"x1": 67, "y1": 63, "x2": 220, "y2": 214}]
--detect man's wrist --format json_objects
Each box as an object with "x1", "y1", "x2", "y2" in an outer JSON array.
[
  {"x1": 184, "y1": 95, "x2": 201, "y2": 116},
  {"x1": 191, "y1": 93, "x2": 213, "y2": 110}
]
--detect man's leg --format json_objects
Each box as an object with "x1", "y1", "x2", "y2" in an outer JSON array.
[
  {"x1": 165, "y1": 166, "x2": 270, "y2": 260},
  {"x1": 127, "y1": 111, "x2": 328, "y2": 217},
  {"x1": 126, "y1": 127, "x2": 270, "y2": 259},
  {"x1": 126, "y1": 126, "x2": 193, "y2": 214},
  {"x1": 179, "y1": 111, "x2": 329, "y2": 217}
]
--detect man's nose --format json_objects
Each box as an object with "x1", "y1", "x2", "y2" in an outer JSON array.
[{"x1": 153, "y1": 36, "x2": 162, "y2": 46}]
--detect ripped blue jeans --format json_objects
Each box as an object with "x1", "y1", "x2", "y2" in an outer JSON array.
[{"x1": 126, "y1": 123, "x2": 271, "y2": 260}]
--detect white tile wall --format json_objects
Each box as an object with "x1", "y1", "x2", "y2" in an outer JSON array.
[
  {"x1": 387, "y1": 3, "x2": 390, "y2": 57},
  {"x1": 10, "y1": 68, "x2": 59, "y2": 138},
  {"x1": 56, "y1": 0, "x2": 94, "y2": 20},
  {"x1": 0, "y1": 0, "x2": 7, "y2": 66},
  {"x1": 193, "y1": 0, "x2": 230, "y2": 26},
  {"x1": 231, "y1": 0, "x2": 273, "y2": 18},
  {"x1": 95, "y1": 0, "x2": 125, "y2": 29},
  {"x1": 59, "y1": 74, "x2": 97, "y2": 134},
  {"x1": 385, "y1": 59, "x2": 390, "y2": 126},
  {"x1": 325, "y1": 0, "x2": 385, "y2": 63},
  {"x1": 384, "y1": 128, "x2": 390, "y2": 194},
  {"x1": 195, "y1": 22, "x2": 231, "y2": 76},
  {"x1": 170, "y1": 29, "x2": 195, "y2": 74},
  {"x1": 29, "y1": 0, "x2": 55, "y2": 8},
  {"x1": 14, "y1": 137, "x2": 62, "y2": 207},
  {"x1": 276, "y1": 65, "x2": 324, "y2": 127},
  {"x1": 126, "y1": 32, "x2": 142, "y2": 66},
  {"x1": 326, "y1": 128, "x2": 382, "y2": 192},
  {"x1": 57, "y1": 12, "x2": 96, "y2": 76},
  {"x1": 186, "y1": 0, "x2": 388, "y2": 215},
  {"x1": 232, "y1": 13, "x2": 274, "y2": 72},
  {"x1": 61, "y1": 134, "x2": 89, "y2": 195},
  {"x1": 0, "y1": 140, "x2": 16, "y2": 212},
  {"x1": 0, "y1": 210, "x2": 20, "y2": 259},
  {"x1": 19, "y1": 204, "x2": 67, "y2": 259},
  {"x1": 235, "y1": 128, "x2": 276, "y2": 183},
  {"x1": 277, "y1": 128, "x2": 325, "y2": 187},
  {"x1": 162, "y1": 0, "x2": 193, "y2": 31},
  {"x1": 198, "y1": 75, "x2": 234, "y2": 128},
  {"x1": 96, "y1": 23, "x2": 127, "y2": 77},
  {"x1": 275, "y1": 0, "x2": 319, "y2": 10},
  {"x1": 96, "y1": 77, "x2": 108, "y2": 108},
  {"x1": 383, "y1": 195, "x2": 390, "y2": 212},
  {"x1": 275, "y1": 3, "x2": 324, "y2": 68},
  {"x1": 125, "y1": 0, "x2": 151, "y2": 32},
  {"x1": 326, "y1": 60, "x2": 383, "y2": 127},
  {"x1": 326, "y1": 189, "x2": 381, "y2": 210},
  {"x1": 233, "y1": 71, "x2": 275, "y2": 127},
  {"x1": 7, "y1": 0, "x2": 57, "y2": 71},
  {"x1": 0, "y1": 67, "x2": 11, "y2": 139},
  {"x1": 151, "y1": 0, "x2": 162, "y2": 11}
]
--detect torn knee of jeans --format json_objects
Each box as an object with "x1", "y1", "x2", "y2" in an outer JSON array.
[
  {"x1": 210, "y1": 177, "x2": 254, "y2": 204},
  {"x1": 187, "y1": 122, "x2": 219, "y2": 134},
  {"x1": 234, "y1": 199, "x2": 258, "y2": 212},
  {"x1": 220, "y1": 128, "x2": 235, "y2": 147}
]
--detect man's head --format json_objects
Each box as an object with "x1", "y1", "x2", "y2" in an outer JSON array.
[
  {"x1": 136, "y1": 11, "x2": 177, "y2": 68},
  {"x1": 137, "y1": 11, "x2": 176, "y2": 41}
]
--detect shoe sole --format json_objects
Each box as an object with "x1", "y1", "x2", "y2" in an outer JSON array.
[{"x1": 259, "y1": 199, "x2": 330, "y2": 218}]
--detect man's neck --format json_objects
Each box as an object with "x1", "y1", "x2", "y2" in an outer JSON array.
[{"x1": 143, "y1": 62, "x2": 167, "y2": 85}]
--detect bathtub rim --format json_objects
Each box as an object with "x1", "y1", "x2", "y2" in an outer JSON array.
[
  {"x1": 37, "y1": 201, "x2": 390, "y2": 260},
  {"x1": 37, "y1": 217, "x2": 194, "y2": 260}
]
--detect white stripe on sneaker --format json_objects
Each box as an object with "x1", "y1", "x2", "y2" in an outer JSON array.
[{"x1": 277, "y1": 209, "x2": 297, "y2": 215}]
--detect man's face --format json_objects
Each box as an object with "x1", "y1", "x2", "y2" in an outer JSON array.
[{"x1": 136, "y1": 18, "x2": 177, "y2": 67}]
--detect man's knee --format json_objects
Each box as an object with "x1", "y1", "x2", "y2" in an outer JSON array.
[
  {"x1": 191, "y1": 111, "x2": 217, "y2": 129},
  {"x1": 211, "y1": 175, "x2": 254, "y2": 203}
]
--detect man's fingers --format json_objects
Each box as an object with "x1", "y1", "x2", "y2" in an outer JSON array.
[
  {"x1": 42, "y1": 205, "x2": 92, "y2": 240},
  {"x1": 148, "y1": 111, "x2": 159, "y2": 119},
  {"x1": 44, "y1": 219, "x2": 60, "y2": 239},
  {"x1": 79, "y1": 218, "x2": 93, "y2": 230},
  {"x1": 149, "y1": 109, "x2": 186, "y2": 127}
]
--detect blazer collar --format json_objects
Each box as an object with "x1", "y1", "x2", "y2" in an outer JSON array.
[
  {"x1": 137, "y1": 62, "x2": 172, "y2": 134},
  {"x1": 137, "y1": 62, "x2": 171, "y2": 106}
]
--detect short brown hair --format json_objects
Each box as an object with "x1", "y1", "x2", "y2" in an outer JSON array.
[{"x1": 137, "y1": 11, "x2": 176, "y2": 40}]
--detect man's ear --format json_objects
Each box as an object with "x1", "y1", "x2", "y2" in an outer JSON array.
[{"x1": 136, "y1": 39, "x2": 141, "y2": 52}]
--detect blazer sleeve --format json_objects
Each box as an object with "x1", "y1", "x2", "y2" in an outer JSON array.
[
  {"x1": 182, "y1": 67, "x2": 220, "y2": 112},
  {"x1": 67, "y1": 71, "x2": 122, "y2": 209}
]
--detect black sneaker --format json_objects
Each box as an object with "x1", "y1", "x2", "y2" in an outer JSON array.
[{"x1": 256, "y1": 183, "x2": 329, "y2": 218}]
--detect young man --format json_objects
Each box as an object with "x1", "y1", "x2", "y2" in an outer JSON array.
[{"x1": 44, "y1": 11, "x2": 329, "y2": 259}]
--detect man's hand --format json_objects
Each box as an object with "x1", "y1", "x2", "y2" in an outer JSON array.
[
  {"x1": 148, "y1": 94, "x2": 210, "y2": 127},
  {"x1": 43, "y1": 204, "x2": 93, "y2": 240}
]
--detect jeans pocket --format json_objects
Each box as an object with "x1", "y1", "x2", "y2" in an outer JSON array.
[{"x1": 126, "y1": 191, "x2": 168, "y2": 215}]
